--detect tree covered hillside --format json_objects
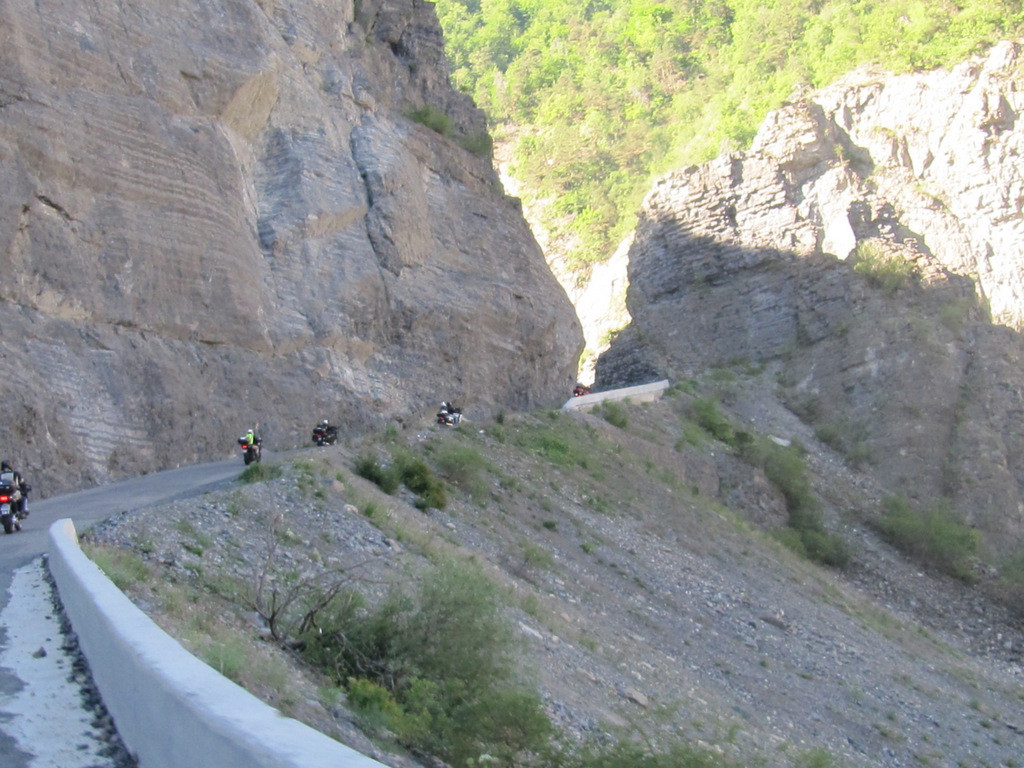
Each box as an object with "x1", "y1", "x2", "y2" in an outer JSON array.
[{"x1": 434, "y1": 0, "x2": 1024, "y2": 273}]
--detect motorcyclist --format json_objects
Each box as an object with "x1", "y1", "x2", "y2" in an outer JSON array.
[
  {"x1": 0, "y1": 460, "x2": 28, "y2": 517},
  {"x1": 436, "y1": 401, "x2": 461, "y2": 425},
  {"x1": 239, "y1": 428, "x2": 260, "y2": 448},
  {"x1": 312, "y1": 419, "x2": 338, "y2": 445}
]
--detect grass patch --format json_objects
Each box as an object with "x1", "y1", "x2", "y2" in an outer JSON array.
[
  {"x1": 239, "y1": 462, "x2": 282, "y2": 484},
  {"x1": 996, "y1": 548, "x2": 1024, "y2": 609},
  {"x1": 743, "y1": 437, "x2": 850, "y2": 568},
  {"x1": 82, "y1": 543, "x2": 151, "y2": 590},
  {"x1": 851, "y1": 240, "x2": 919, "y2": 294}
]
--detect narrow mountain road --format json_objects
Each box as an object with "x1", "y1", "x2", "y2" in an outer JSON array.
[{"x1": 0, "y1": 458, "x2": 244, "y2": 767}]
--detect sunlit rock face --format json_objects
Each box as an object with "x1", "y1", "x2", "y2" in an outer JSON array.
[
  {"x1": 0, "y1": 0, "x2": 582, "y2": 492},
  {"x1": 599, "y1": 42, "x2": 1024, "y2": 557}
]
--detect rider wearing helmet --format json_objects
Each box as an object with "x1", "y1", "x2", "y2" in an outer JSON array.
[
  {"x1": 313, "y1": 419, "x2": 338, "y2": 445},
  {"x1": 0, "y1": 460, "x2": 28, "y2": 516}
]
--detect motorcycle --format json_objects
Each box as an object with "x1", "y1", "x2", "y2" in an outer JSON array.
[
  {"x1": 312, "y1": 424, "x2": 338, "y2": 446},
  {"x1": 436, "y1": 408, "x2": 462, "y2": 427},
  {"x1": 238, "y1": 436, "x2": 262, "y2": 465},
  {"x1": 0, "y1": 484, "x2": 23, "y2": 534},
  {"x1": 573, "y1": 384, "x2": 592, "y2": 397}
]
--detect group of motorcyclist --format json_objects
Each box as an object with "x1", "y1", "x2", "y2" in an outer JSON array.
[
  {"x1": 1, "y1": 395, "x2": 490, "y2": 534},
  {"x1": 4, "y1": 382, "x2": 590, "y2": 533},
  {"x1": 238, "y1": 400, "x2": 467, "y2": 462},
  {"x1": 240, "y1": 386, "x2": 593, "y2": 459}
]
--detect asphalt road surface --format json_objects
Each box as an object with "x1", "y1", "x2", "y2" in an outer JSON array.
[{"x1": 0, "y1": 458, "x2": 244, "y2": 767}]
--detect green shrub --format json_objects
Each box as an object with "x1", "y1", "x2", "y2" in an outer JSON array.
[
  {"x1": 814, "y1": 423, "x2": 844, "y2": 451},
  {"x1": 395, "y1": 454, "x2": 433, "y2": 494},
  {"x1": 852, "y1": 241, "x2": 918, "y2": 293},
  {"x1": 353, "y1": 453, "x2": 400, "y2": 494},
  {"x1": 745, "y1": 438, "x2": 849, "y2": 568},
  {"x1": 798, "y1": 527, "x2": 851, "y2": 569},
  {"x1": 458, "y1": 130, "x2": 493, "y2": 158},
  {"x1": 691, "y1": 397, "x2": 734, "y2": 444},
  {"x1": 405, "y1": 104, "x2": 452, "y2": 137},
  {"x1": 346, "y1": 677, "x2": 433, "y2": 743},
  {"x1": 434, "y1": 442, "x2": 491, "y2": 502},
  {"x1": 598, "y1": 400, "x2": 629, "y2": 429},
  {"x1": 876, "y1": 496, "x2": 978, "y2": 580},
  {"x1": 301, "y1": 559, "x2": 551, "y2": 765},
  {"x1": 393, "y1": 449, "x2": 448, "y2": 510},
  {"x1": 762, "y1": 443, "x2": 817, "y2": 525},
  {"x1": 414, "y1": 482, "x2": 447, "y2": 511},
  {"x1": 677, "y1": 420, "x2": 707, "y2": 449}
]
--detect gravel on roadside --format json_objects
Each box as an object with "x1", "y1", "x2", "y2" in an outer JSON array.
[{"x1": 0, "y1": 558, "x2": 136, "y2": 768}]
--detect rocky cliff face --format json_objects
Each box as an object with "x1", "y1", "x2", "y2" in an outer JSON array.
[
  {"x1": 598, "y1": 41, "x2": 1024, "y2": 559},
  {"x1": 0, "y1": 0, "x2": 582, "y2": 493}
]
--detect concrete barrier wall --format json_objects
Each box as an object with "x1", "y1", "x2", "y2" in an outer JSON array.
[
  {"x1": 48, "y1": 518, "x2": 386, "y2": 768},
  {"x1": 562, "y1": 379, "x2": 671, "y2": 411}
]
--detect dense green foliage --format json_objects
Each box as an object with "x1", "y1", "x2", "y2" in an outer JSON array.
[{"x1": 434, "y1": 0, "x2": 1024, "y2": 270}]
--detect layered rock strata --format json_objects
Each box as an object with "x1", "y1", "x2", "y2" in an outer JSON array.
[
  {"x1": 0, "y1": 0, "x2": 582, "y2": 492},
  {"x1": 599, "y1": 42, "x2": 1024, "y2": 557}
]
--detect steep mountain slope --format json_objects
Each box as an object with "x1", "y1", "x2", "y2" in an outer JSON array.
[
  {"x1": 88, "y1": 390, "x2": 1024, "y2": 768},
  {"x1": 599, "y1": 41, "x2": 1024, "y2": 564},
  {"x1": 0, "y1": 0, "x2": 582, "y2": 496}
]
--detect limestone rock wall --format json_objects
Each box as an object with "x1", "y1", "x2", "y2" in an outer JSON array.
[
  {"x1": 0, "y1": 0, "x2": 582, "y2": 493},
  {"x1": 598, "y1": 42, "x2": 1024, "y2": 558}
]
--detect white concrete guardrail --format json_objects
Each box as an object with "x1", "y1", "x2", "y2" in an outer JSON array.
[
  {"x1": 562, "y1": 379, "x2": 671, "y2": 411},
  {"x1": 48, "y1": 518, "x2": 386, "y2": 768}
]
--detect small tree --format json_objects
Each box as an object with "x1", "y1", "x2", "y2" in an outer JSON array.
[{"x1": 225, "y1": 510, "x2": 368, "y2": 641}]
